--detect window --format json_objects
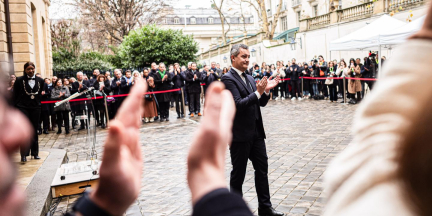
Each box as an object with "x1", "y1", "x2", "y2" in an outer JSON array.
[
  {"x1": 313, "y1": 5, "x2": 318, "y2": 17},
  {"x1": 297, "y1": 11, "x2": 301, "y2": 25},
  {"x1": 281, "y1": 16, "x2": 288, "y2": 31},
  {"x1": 162, "y1": 18, "x2": 167, "y2": 24},
  {"x1": 240, "y1": 17, "x2": 244, "y2": 23},
  {"x1": 190, "y1": 18, "x2": 196, "y2": 24},
  {"x1": 208, "y1": 18, "x2": 214, "y2": 24},
  {"x1": 174, "y1": 18, "x2": 180, "y2": 24}
]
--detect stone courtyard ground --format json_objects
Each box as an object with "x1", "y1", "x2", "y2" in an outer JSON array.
[{"x1": 33, "y1": 98, "x2": 357, "y2": 216}]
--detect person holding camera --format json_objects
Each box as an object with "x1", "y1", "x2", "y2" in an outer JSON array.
[
  {"x1": 93, "y1": 75, "x2": 111, "y2": 129},
  {"x1": 347, "y1": 58, "x2": 362, "y2": 104},
  {"x1": 287, "y1": 58, "x2": 302, "y2": 100}
]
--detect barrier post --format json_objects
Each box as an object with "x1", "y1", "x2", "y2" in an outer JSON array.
[
  {"x1": 181, "y1": 88, "x2": 186, "y2": 117},
  {"x1": 301, "y1": 77, "x2": 304, "y2": 97},
  {"x1": 343, "y1": 77, "x2": 347, "y2": 104},
  {"x1": 104, "y1": 94, "x2": 109, "y2": 127}
]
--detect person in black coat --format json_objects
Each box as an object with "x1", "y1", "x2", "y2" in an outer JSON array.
[
  {"x1": 301, "y1": 63, "x2": 311, "y2": 98},
  {"x1": 71, "y1": 72, "x2": 92, "y2": 130},
  {"x1": 39, "y1": 78, "x2": 52, "y2": 134},
  {"x1": 153, "y1": 63, "x2": 173, "y2": 122},
  {"x1": 110, "y1": 69, "x2": 124, "y2": 118},
  {"x1": 202, "y1": 64, "x2": 221, "y2": 95},
  {"x1": 287, "y1": 58, "x2": 302, "y2": 99},
  {"x1": 221, "y1": 44, "x2": 283, "y2": 216},
  {"x1": 93, "y1": 74, "x2": 111, "y2": 128},
  {"x1": 326, "y1": 61, "x2": 338, "y2": 102},
  {"x1": 171, "y1": 63, "x2": 185, "y2": 118},
  {"x1": 184, "y1": 63, "x2": 203, "y2": 117},
  {"x1": 12, "y1": 62, "x2": 45, "y2": 162}
]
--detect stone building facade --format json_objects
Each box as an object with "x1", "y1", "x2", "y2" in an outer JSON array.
[{"x1": 1, "y1": 0, "x2": 52, "y2": 77}]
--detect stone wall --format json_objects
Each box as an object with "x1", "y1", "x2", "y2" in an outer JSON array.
[{"x1": 0, "y1": 0, "x2": 52, "y2": 77}]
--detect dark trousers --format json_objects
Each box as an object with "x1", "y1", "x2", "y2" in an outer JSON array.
[
  {"x1": 159, "y1": 101, "x2": 170, "y2": 119},
  {"x1": 230, "y1": 131, "x2": 272, "y2": 208},
  {"x1": 291, "y1": 80, "x2": 302, "y2": 98},
  {"x1": 183, "y1": 87, "x2": 188, "y2": 104},
  {"x1": 319, "y1": 80, "x2": 328, "y2": 97},
  {"x1": 18, "y1": 107, "x2": 40, "y2": 157},
  {"x1": 273, "y1": 82, "x2": 285, "y2": 98},
  {"x1": 328, "y1": 84, "x2": 337, "y2": 101},
  {"x1": 173, "y1": 93, "x2": 184, "y2": 116},
  {"x1": 40, "y1": 110, "x2": 50, "y2": 130},
  {"x1": 189, "y1": 92, "x2": 200, "y2": 114},
  {"x1": 285, "y1": 81, "x2": 291, "y2": 97},
  {"x1": 97, "y1": 108, "x2": 106, "y2": 125},
  {"x1": 56, "y1": 111, "x2": 70, "y2": 129}
]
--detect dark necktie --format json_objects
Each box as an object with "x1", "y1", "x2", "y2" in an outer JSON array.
[
  {"x1": 28, "y1": 78, "x2": 35, "y2": 80},
  {"x1": 242, "y1": 73, "x2": 260, "y2": 120},
  {"x1": 241, "y1": 73, "x2": 253, "y2": 92}
]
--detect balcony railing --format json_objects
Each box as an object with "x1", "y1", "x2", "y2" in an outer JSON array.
[
  {"x1": 308, "y1": 14, "x2": 330, "y2": 30},
  {"x1": 292, "y1": 0, "x2": 302, "y2": 8},
  {"x1": 388, "y1": 0, "x2": 424, "y2": 11},
  {"x1": 340, "y1": 1, "x2": 374, "y2": 22}
]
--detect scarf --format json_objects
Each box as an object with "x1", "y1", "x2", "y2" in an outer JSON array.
[
  {"x1": 330, "y1": 67, "x2": 334, "y2": 72},
  {"x1": 158, "y1": 70, "x2": 166, "y2": 78},
  {"x1": 125, "y1": 77, "x2": 132, "y2": 84}
]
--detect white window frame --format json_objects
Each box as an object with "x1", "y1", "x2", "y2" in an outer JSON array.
[
  {"x1": 174, "y1": 18, "x2": 180, "y2": 24},
  {"x1": 281, "y1": 16, "x2": 288, "y2": 31},
  {"x1": 190, "y1": 17, "x2": 196, "y2": 24},
  {"x1": 313, "y1": 5, "x2": 318, "y2": 17},
  {"x1": 208, "y1": 18, "x2": 214, "y2": 24}
]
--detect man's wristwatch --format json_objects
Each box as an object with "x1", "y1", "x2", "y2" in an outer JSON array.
[{"x1": 67, "y1": 191, "x2": 113, "y2": 216}]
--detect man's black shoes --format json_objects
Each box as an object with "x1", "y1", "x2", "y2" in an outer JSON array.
[{"x1": 258, "y1": 207, "x2": 284, "y2": 216}]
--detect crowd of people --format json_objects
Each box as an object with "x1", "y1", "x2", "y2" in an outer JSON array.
[{"x1": 6, "y1": 53, "x2": 383, "y2": 138}]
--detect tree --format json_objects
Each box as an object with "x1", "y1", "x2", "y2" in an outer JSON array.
[
  {"x1": 211, "y1": 0, "x2": 231, "y2": 45},
  {"x1": 241, "y1": 0, "x2": 283, "y2": 39},
  {"x1": 75, "y1": 0, "x2": 172, "y2": 45},
  {"x1": 50, "y1": 19, "x2": 81, "y2": 56},
  {"x1": 117, "y1": 25, "x2": 198, "y2": 68}
]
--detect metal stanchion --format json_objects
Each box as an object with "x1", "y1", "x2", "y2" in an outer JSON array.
[
  {"x1": 181, "y1": 88, "x2": 186, "y2": 117},
  {"x1": 104, "y1": 94, "x2": 109, "y2": 127},
  {"x1": 301, "y1": 77, "x2": 304, "y2": 96},
  {"x1": 343, "y1": 77, "x2": 347, "y2": 104}
]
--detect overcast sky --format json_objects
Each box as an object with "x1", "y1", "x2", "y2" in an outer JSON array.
[{"x1": 50, "y1": 0, "x2": 214, "y2": 20}]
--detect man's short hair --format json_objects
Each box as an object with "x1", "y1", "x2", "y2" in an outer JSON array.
[
  {"x1": 292, "y1": 58, "x2": 296, "y2": 61},
  {"x1": 159, "y1": 62, "x2": 166, "y2": 67},
  {"x1": 77, "y1": 71, "x2": 83, "y2": 76},
  {"x1": 191, "y1": 62, "x2": 197, "y2": 67},
  {"x1": 230, "y1": 44, "x2": 249, "y2": 62},
  {"x1": 125, "y1": 70, "x2": 132, "y2": 74},
  {"x1": 188, "y1": 62, "x2": 193, "y2": 67}
]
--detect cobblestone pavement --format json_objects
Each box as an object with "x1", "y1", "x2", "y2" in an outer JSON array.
[{"x1": 42, "y1": 98, "x2": 358, "y2": 216}]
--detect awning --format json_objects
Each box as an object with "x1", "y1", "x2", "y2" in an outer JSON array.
[{"x1": 273, "y1": 27, "x2": 299, "y2": 43}]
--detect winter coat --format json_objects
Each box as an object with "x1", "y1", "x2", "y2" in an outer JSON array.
[
  {"x1": 51, "y1": 86, "x2": 71, "y2": 111},
  {"x1": 347, "y1": 65, "x2": 362, "y2": 93}
]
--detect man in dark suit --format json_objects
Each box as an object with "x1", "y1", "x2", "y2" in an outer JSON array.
[
  {"x1": 71, "y1": 71, "x2": 92, "y2": 130},
  {"x1": 221, "y1": 44, "x2": 283, "y2": 216},
  {"x1": 13, "y1": 62, "x2": 45, "y2": 162},
  {"x1": 202, "y1": 64, "x2": 221, "y2": 95},
  {"x1": 110, "y1": 69, "x2": 124, "y2": 118},
  {"x1": 184, "y1": 62, "x2": 203, "y2": 117}
]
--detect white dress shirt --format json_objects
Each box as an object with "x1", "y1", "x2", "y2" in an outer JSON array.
[
  {"x1": 232, "y1": 67, "x2": 269, "y2": 99},
  {"x1": 28, "y1": 74, "x2": 36, "y2": 88}
]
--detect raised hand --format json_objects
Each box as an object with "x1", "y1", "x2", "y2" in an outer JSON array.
[
  {"x1": 257, "y1": 76, "x2": 268, "y2": 95},
  {"x1": 265, "y1": 75, "x2": 280, "y2": 92},
  {"x1": 90, "y1": 78, "x2": 148, "y2": 216},
  {"x1": 187, "y1": 82, "x2": 236, "y2": 204}
]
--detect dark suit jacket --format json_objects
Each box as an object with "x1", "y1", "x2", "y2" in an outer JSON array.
[
  {"x1": 221, "y1": 69, "x2": 270, "y2": 142},
  {"x1": 110, "y1": 77, "x2": 123, "y2": 95},
  {"x1": 153, "y1": 70, "x2": 173, "y2": 102},
  {"x1": 71, "y1": 80, "x2": 91, "y2": 98},
  {"x1": 13, "y1": 75, "x2": 45, "y2": 109},
  {"x1": 184, "y1": 69, "x2": 203, "y2": 94},
  {"x1": 120, "y1": 77, "x2": 133, "y2": 95}
]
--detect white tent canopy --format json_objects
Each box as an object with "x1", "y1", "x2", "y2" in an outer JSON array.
[
  {"x1": 329, "y1": 15, "x2": 405, "y2": 51},
  {"x1": 379, "y1": 15, "x2": 426, "y2": 46}
]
